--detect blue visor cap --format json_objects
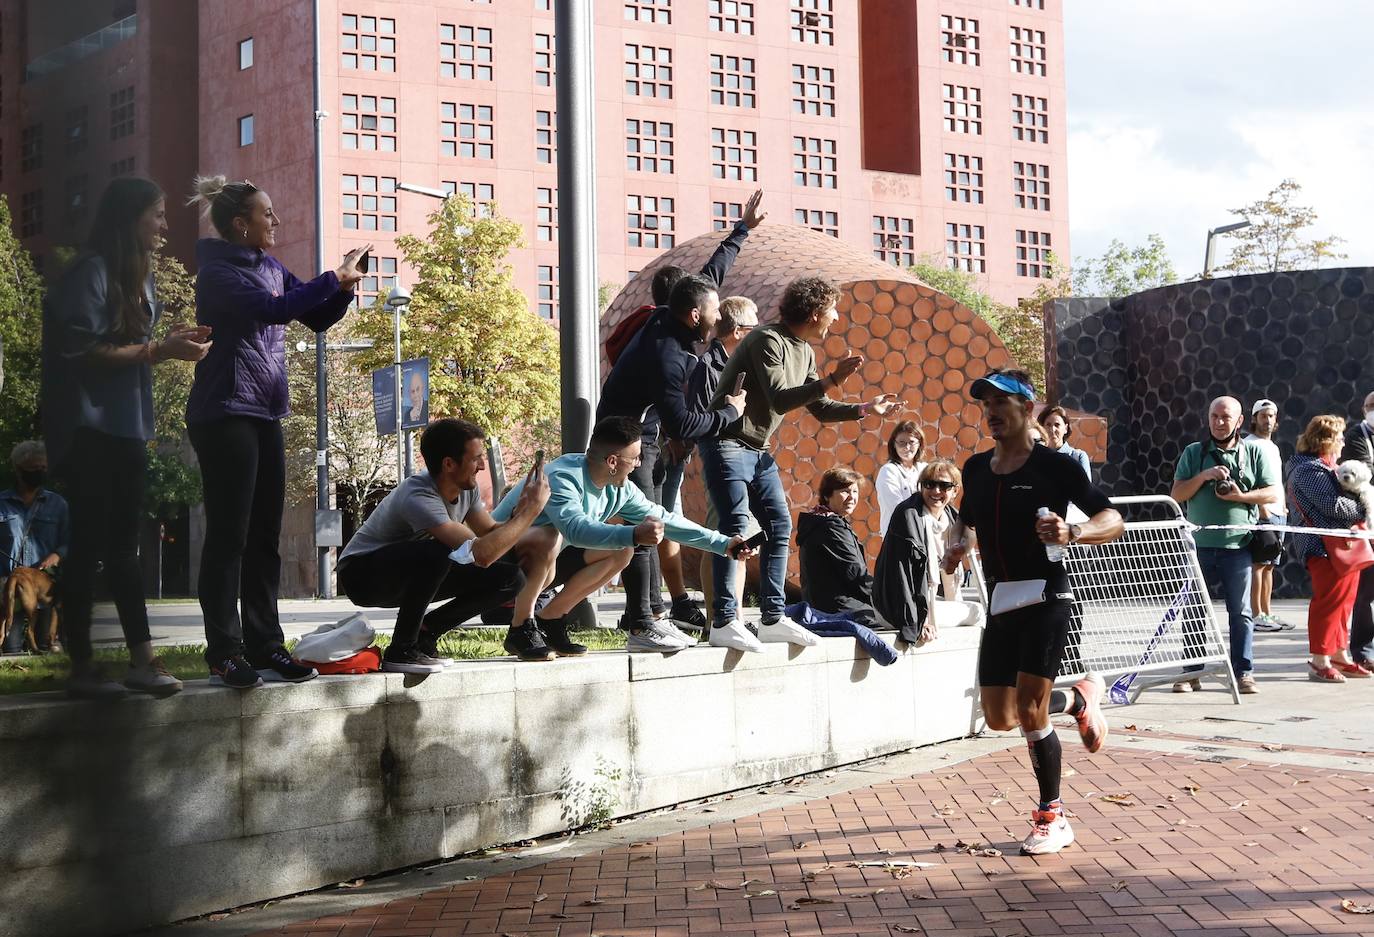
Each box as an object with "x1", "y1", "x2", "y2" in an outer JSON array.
[{"x1": 970, "y1": 373, "x2": 1036, "y2": 401}]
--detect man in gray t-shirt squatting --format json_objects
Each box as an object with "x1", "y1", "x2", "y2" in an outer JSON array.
[{"x1": 337, "y1": 418, "x2": 555, "y2": 673}]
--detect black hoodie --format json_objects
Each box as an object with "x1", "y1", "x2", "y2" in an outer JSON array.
[
  {"x1": 796, "y1": 506, "x2": 875, "y2": 621},
  {"x1": 873, "y1": 495, "x2": 958, "y2": 643}
]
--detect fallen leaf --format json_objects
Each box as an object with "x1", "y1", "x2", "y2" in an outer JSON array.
[
  {"x1": 464, "y1": 875, "x2": 477, "y2": 881},
  {"x1": 1112, "y1": 881, "x2": 1128, "y2": 892},
  {"x1": 532, "y1": 894, "x2": 548, "y2": 903},
  {"x1": 1063, "y1": 767, "x2": 1077, "y2": 777},
  {"x1": 208, "y1": 914, "x2": 229, "y2": 922},
  {"x1": 1295, "y1": 826, "x2": 1310, "y2": 834},
  {"x1": 337, "y1": 879, "x2": 364, "y2": 889},
  {"x1": 1111, "y1": 836, "x2": 1125, "y2": 842},
  {"x1": 482, "y1": 847, "x2": 505, "y2": 856},
  {"x1": 1182, "y1": 784, "x2": 1201, "y2": 796},
  {"x1": 1124, "y1": 724, "x2": 1138, "y2": 731},
  {"x1": 933, "y1": 843, "x2": 948, "y2": 852},
  {"x1": 975, "y1": 848, "x2": 1003, "y2": 858},
  {"x1": 1230, "y1": 800, "x2": 1248, "y2": 810},
  {"x1": 1243, "y1": 841, "x2": 1260, "y2": 847},
  {"x1": 1341, "y1": 898, "x2": 1374, "y2": 914},
  {"x1": 745, "y1": 889, "x2": 777, "y2": 898},
  {"x1": 1101, "y1": 794, "x2": 1136, "y2": 806},
  {"x1": 700, "y1": 807, "x2": 716, "y2": 813},
  {"x1": 630, "y1": 841, "x2": 653, "y2": 848},
  {"x1": 894, "y1": 927, "x2": 922, "y2": 933},
  {"x1": 795, "y1": 841, "x2": 811, "y2": 849},
  {"x1": 552, "y1": 913, "x2": 571, "y2": 920},
  {"x1": 850, "y1": 860, "x2": 937, "y2": 869},
  {"x1": 580, "y1": 899, "x2": 604, "y2": 906},
  {"x1": 1292, "y1": 779, "x2": 1310, "y2": 786},
  {"x1": 788, "y1": 897, "x2": 835, "y2": 908},
  {"x1": 1262, "y1": 743, "x2": 1284, "y2": 752}
]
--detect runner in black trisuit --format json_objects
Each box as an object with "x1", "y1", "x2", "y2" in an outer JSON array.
[{"x1": 944, "y1": 369, "x2": 1125, "y2": 855}]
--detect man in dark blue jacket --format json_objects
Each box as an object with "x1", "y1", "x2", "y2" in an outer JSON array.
[{"x1": 596, "y1": 191, "x2": 764, "y2": 643}]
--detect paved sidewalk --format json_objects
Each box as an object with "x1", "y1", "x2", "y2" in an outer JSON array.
[{"x1": 153, "y1": 614, "x2": 1374, "y2": 937}]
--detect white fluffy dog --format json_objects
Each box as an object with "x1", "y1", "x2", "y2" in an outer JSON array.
[{"x1": 1335, "y1": 460, "x2": 1374, "y2": 528}]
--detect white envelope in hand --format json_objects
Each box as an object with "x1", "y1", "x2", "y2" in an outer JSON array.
[{"x1": 989, "y1": 579, "x2": 1047, "y2": 616}]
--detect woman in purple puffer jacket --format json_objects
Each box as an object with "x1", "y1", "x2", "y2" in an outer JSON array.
[{"x1": 186, "y1": 175, "x2": 369, "y2": 689}]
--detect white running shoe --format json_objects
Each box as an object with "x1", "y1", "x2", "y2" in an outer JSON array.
[
  {"x1": 708, "y1": 620, "x2": 766, "y2": 653},
  {"x1": 627, "y1": 620, "x2": 694, "y2": 653},
  {"x1": 757, "y1": 615, "x2": 821, "y2": 647},
  {"x1": 1020, "y1": 808, "x2": 1075, "y2": 855},
  {"x1": 1071, "y1": 671, "x2": 1109, "y2": 754},
  {"x1": 656, "y1": 619, "x2": 698, "y2": 647}
]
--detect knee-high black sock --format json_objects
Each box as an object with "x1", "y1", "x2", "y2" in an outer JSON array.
[
  {"x1": 1049, "y1": 687, "x2": 1086, "y2": 716},
  {"x1": 1024, "y1": 724, "x2": 1062, "y2": 808}
]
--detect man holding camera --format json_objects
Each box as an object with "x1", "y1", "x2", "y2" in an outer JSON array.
[{"x1": 1171, "y1": 396, "x2": 1281, "y2": 694}]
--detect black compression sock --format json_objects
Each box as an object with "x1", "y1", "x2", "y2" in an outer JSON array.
[
  {"x1": 1049, "y1": 687, "x2": 1086, "y2": 717},
  {"x1": 1024, "y1": 725, "x2": 1063, "y2": 806}
]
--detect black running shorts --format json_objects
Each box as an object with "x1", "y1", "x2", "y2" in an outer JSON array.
[{"x1": 977, "y1": 599, "x2": 1075, "y2": 686}]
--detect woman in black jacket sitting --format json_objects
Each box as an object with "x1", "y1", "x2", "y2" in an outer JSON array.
[
  {"x1": 796, "y1": 467, "x2": 877, "y2": 623},
  {"x1": 874, "y1": 460, "x2": 984, "y2": 643}
]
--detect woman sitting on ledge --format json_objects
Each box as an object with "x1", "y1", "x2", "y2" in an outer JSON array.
[
  {"x1": 873, "y1": 460, "x2": 984, "y2": 645},
  {"x1": 796, "y1": 467, "x2": 877, "y2": 625}
]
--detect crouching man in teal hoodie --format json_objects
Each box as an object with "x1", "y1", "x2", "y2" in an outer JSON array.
[{"x1": 493, "y1": 416, "x2": 755, "y2": 656}]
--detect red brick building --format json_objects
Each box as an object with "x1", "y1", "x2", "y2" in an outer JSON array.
[{"x1": 4, "y1": 0, "x2": 1067, "y2": 307}]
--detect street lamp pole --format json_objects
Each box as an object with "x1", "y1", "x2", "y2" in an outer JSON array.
[
  {"x1": 385, "y1": 284, "x2": 411, "y2": 482},
  {"x1": 1203, "y1": 220, "x2": 1252, "y2": 278},
  {"x1": 311, "y1": 0, "x2": 333, "y2": 597}
]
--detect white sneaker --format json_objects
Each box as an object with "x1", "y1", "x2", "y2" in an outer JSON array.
[
  {"x1": 708, "y1": 620, "x2": 765, "y2": 653},
  {"x1": 1020, "y1": 809, "x2": 1075, "y2": 855},
  {"x1": 757, "y1": 616, "x2": 820, "y2": 647},
  {"x1": 124, "y1": 658, "x2": 184, "y2": 697},
  {"x1": 627, "y1": 620, "x2": 694, "y2": 653},
  {"x1": 656, "y1": 619, "x2": 698, "y2": 646}
]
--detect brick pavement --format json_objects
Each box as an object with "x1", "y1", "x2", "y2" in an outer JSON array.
[{"x1": 248, "y1": 742, "x2": 1374, "y2": 937}]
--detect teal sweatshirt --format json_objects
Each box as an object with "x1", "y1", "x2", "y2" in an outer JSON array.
[{"x1": 491, "y1": 453, "x2": 732, "y2": 554}]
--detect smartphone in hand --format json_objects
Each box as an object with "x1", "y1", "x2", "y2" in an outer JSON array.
[
  {"x1": 533, "y1": 449, "x2": 545, "y2": 472},
  {"x1": 356, "y1": 250, "x2": 371, "y2": 274},
  {"x1": 732, "y1": 372, "x2": 747, "y2": 395}
]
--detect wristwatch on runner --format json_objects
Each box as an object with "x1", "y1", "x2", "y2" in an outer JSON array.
[{"x1": 1068, "y1": 522, "x2": 1083, "y2": 543}]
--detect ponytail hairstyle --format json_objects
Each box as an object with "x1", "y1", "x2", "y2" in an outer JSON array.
[
  {"x1": 85, "y1": 176, "x2": 164, "y2": 341},
  {"x1": 187, "y1": 174, "x2": 261, "y2": 241}
]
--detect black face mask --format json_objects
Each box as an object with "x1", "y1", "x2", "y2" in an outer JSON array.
[
  {"x1": 1209, "y1": 427, "x2": 1240, "y2": 447},
  {"x1": 18, "y1": 468, "x2": 46, "y2": 489}
]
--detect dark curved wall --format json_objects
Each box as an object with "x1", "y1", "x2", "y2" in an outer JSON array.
[{"x1": 1048, "y1": 267, "x2": 1374, "y2": 597}]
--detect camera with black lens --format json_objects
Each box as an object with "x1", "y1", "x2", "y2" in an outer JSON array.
[{"x1": 1214, "y1": 478, "x2": 1236, "y2": 496}]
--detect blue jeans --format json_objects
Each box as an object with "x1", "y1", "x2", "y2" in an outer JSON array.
[
  {"x1": 1189, "y1": 546, "x2": 1254, "y2": 677},
  {"x1": 699, "y1": 438, "x2": 790, "y2": 626}
]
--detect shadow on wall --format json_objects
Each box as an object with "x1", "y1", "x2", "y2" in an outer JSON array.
[{"x1": 1047, "y1": 266, "x2": 1374, "y2": 598}]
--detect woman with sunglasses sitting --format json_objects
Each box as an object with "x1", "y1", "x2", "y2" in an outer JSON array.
[
  {"x1": 796, "y1": 467, "x2": 878, "y2": 624},
  {"x1": 873, "y1": 460, "x2": 985, "y2": 644}
]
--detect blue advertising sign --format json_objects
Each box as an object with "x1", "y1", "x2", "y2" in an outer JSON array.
[{"x1": 372, "y1": 358, "x2": 431, "y2": 435}]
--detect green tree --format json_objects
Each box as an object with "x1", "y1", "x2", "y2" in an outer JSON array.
[
  {"x1": 142, "y1": 251, "x2": 205, "y2": 518},
  {"x1": 1214, "y1": 178, "x2": 1347, "y2": 275},
  {"x1": 1072, "y1": 234, "x2": 1177, "y2": 296},
  {"x1": 353, "y1": 194, "x2": 560, "y2": 465},
  {"x1": 0, "y1": 196, "x2": 46, "y2": 482}
]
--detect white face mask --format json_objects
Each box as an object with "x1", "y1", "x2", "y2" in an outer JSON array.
[{"x1": 1364, "y1": 410, "x2": 1374, "y2": 430}]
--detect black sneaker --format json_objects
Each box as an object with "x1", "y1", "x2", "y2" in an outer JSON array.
[
  {"x1": 537, "y1": 615, "x2": 588, "y2": 657},
  {"x1": 504, "y1": 620, "x2": 556, "y2": 661},
  {"x1": 210, "y1": 655, "x2": 265, "y2": 689},
  {"x1": 415, "y1": 627, "x2": 455, "y2": 667},
  {"x1": 382, "y1": 644, "x2": 446, "y2": 674},
  {"x1": 252, "y1": 648, "x2": 318, "y2": 684},
  {"x1": 669, "y1": 597, "x2": 708, "y2": 633}
]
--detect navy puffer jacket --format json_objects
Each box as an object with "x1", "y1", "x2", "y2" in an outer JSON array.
[{"x1": 187, "y1": 238, "x2": 353, "y2": 425}]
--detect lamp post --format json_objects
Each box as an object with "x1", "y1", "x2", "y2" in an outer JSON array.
[
  {"x1": 1203, "y1": 220, "x2": 1252, "y2": 278},
  {"x1": 311, "y1": 0, "x2": 332, "y2": 596},
  {"x1": 384, "y1": 284, "x2": 411, "y2": 481}
]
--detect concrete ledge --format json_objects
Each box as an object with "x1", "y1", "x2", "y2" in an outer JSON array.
[{"x1": 0, "y1": 629, "x2": 982, "y2": 937}]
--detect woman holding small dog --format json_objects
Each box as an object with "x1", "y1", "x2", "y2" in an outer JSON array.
[
  {"x1": 41, "y1": 177, "x2": 213, "y2": 699},
  {"x1": 1287, "y1": 414, "x2": 1371, "y2": 682}
]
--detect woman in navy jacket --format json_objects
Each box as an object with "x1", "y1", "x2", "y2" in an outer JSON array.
[{"x1": 186, "y1": 175, "x2": 368, "y2": 689}]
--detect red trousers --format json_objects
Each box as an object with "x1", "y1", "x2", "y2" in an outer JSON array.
[{"x1": 1306, "y1": 556, "x2": 1360, "y2": 655}]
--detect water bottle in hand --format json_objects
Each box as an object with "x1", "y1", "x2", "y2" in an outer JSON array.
[{"x1": 1037, "y1": 507, "x2": 1065, "y2": 563}]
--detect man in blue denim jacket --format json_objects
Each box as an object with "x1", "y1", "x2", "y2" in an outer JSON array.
[{"x1": 0, "y1": 441, "x2": 69, "y2": 652}]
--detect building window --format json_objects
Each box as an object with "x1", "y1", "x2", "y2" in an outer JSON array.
[
  {"x1": 21, "y1": 124, "x2": 43, "y2": 173},
  {"x1": 341, "y1": 94, "x2": 397, "y2": 151},
  {"x1": 443, "y1": 181, "x2": 495, "y2": 217},
  {"x1": 65, "y1": 174, "x2": 89, "y2": 227},
  {"x1": 534, "y1": 33, "x2": 555, "y2": 88},
  {"x1": 341, "y1": 174, "x2": 399, "y2": 232},
  {"x1": 238, "y1": 114, "x2": 255, "y2": 147},
  {"x1": 341, "y1": 14, "x2": 396, "y2": 71},
  {"x1": 794, "y1": 208, "x2": 838, "y2": 238},
  {"x1": 709, "y1": 0, "x2": 754, "y2": 34},
  {"x1": 440, "y1": 24, "x2": 493, "y2": 81},
  {"x1": 536, "y1": 186, "x2": 558, "y2": 242},
  {"x1": 941, "y1": 15, "x2": 980, "y2": 66},
  {"x1": 1009, "y1": 25, "x2": 1047, "y2": 76},
  {"x1": 626, "y1": 119, "x2": 674, "y2": 174},
  {"x1": 1011, "y1": 0, "x2": 1045, "y2": 7},
  {"x1": 110, "y1": 157, "x2": 135, "y2": 178},
  {"x1": 709, "y1": 54, "x2": 755, "y2": 108},
  {"x1": 1014, "y1": 161, "x2": 1051, "y2": 210},
  {"x1": 19, "y1": 190, "x2": 42, "y2": 237},
  {"x1": 791, "y1": 65, "x2": 835, "y2": 118},
  {"x1": 711, "y1": 128, "x2": 757, "y2": 182},
  {"x1": 357, "y1": 256, "x2": 399, "y2": 306},
  {"x1": 791, "y1": 0, "x2": 834, "y2": 45},
  {"x1": 537, "y1": 264, "x2": 558, "y2": 319},
  {"x1": 944, "y1": 153, "x2": 984, "y2": 203},
  {"x1": 110, "y1": 86, "x2": 136, "y2": 139},
  {"x1": 625, "y1": 43, "x2": 672, "y2": 99},
  {"x1": 65, "y1": 106, "x2": 88, "y2": 157},
  {"x1": 535, "y1": 109, "x2": 555, "y2": 163},
  {"x1": 942, "y1": 84, "x2": 982, "y2": 134},
  {"x1": 712, "y1": 200, "x2": 743, "y2": 231},
  {"x1": 873, "y1": 215, "x2": 916, "y2": 267},
  {"x1": 624, "y1": 0, "x2": 671, "y2": 25},
  {"x1": 536, "y1": 0, "x2": 554, "y2": 11},
  {"x1": 239, "y1": 37, "x2": 254, "y2": 69},
  {"x1": 441, "y1": 103, "x2": 494, "y2": 159},
  {"x1": 626, "y1": 195, "x2": 674, "y2": 249},
  {"x1": 1016, "y1": 229, "x2": 1053, "y2": 278},
  {"x1": 792, "y1": 136, "x2": 837, "y2": 188},
  {"x1": 1012, "y1": 93, "x2": 1049, "y2": 143},
  {"x1": 945, "y1": 222, "x2": 986, "y2": 273}
]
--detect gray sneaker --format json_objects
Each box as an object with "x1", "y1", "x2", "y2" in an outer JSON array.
[
  {"x1": 626, "y1": 620, "x2": 693, "y2": 653},
  {"x1": 124, "y1": 658, "x2": 184, "y2": 697},
  {"x1": 1252, "y1": 614, "x2": 1282, "y2": 633}
]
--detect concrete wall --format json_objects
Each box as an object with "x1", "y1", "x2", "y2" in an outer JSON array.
[{"x1": 0, "y1": 630, "x2": 982, "y2": 937}]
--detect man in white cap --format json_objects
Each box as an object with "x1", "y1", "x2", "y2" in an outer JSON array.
[{"x1": 1245, "y1": 399, "x2": 1292, "y2": 632}]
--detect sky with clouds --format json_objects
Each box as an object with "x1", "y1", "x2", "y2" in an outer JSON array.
[{"x1": 1064, "y1": 0, "x2": 1374, "y2": 280}]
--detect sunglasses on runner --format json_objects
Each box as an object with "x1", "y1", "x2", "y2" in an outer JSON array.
[{"x1": 921, "y1": 479, "x2": 956, "y2": 491}]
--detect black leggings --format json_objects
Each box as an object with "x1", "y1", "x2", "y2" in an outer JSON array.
[
  {"x1": 59, "y1": 429, "x2": 152, "y2": 666},
  {"x1": 189, "y1": 416, "x2": 286, "y2": 665}
]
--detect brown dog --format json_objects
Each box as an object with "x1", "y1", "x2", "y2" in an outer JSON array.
[{"x1": 1, "y1": 566, "x2": 60, "y2": 652}]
